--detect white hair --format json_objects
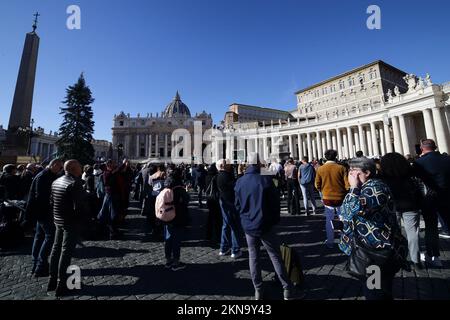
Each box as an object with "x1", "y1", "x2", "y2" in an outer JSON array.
[{"x1": 216, "y1": 159, "x2": 228, "y2": 171}]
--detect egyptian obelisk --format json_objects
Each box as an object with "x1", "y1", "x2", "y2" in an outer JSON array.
[{"x1": 5, "y1": 13, "x2": 40, "y2": 156}]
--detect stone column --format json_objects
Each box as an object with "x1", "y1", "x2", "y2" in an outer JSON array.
[
  {"x1": 135, "y1": 134, "x2": 139, "y2": 158},
  {"x1": 366, "y1": 129, "x2": 373, "y2": 156},
  {"x1": 354, "y1": 130, "x2": 360, "y2": 153},
  {"x1": 326, "y1": 130, "x2": 332, "y2": 150},
  {"x1": 307, "y1": 132, "x2": 312, "y2": 161},
  {"x1": 379, "y1": 127, "x2": 386, "y2": 156},
  {"x1": 370, "y1": 122, "x2": 380, "y2": 157},
  {"x1": 321, "y1": 134, "x2": 326, "y2": 158},
  {"x1": 347, "y1": 127, "x2": 354, "y2": 158},
  {"x1": 331, "y1": 132, "x2": 337, "y2": 150},
  {"x1": 384, "y1": 122, "x2": 393, "y2": 153},
  {"x1": 164, "y1": 134, "x2": 168, "y2": 158},
  {"x1": 155, "y1": 134, "x2": 159, "y2": 157},
  {"x1": 422, "y1": 108, "x2": 436, "y2": 142},
  {"x1": 391, "y1": 116, "x2": 402, "y2": 154},
  {"x1": 148, "y1": 134, "x2": 152, "y2": 157},
  {"x1": 288, "y1": 135, "x2": 294, "y2": 158},
  {"x1": 336, "y1": 128, "x2": 342, "y2": 159},
  {"x1": 263, "y1": 137, "x2": 268, "y2": 162},
  {"x1": 316, "y1": 131, "x2": 323, "y2": 160},
  {"x1": 432, "y1": 107, "x2": 450, "y2": 153},
  {"x1": 358, "y1": 124, "x2": 367, "y2": 155},
  {"x1": 230, "y1": 135, "x2": 235, "y2": 161},
  {"x1": 342, "y1": 131, "x2": 348, "y2": 159},
  {"x1": 311, "y1": 134, "x2": 317, "y2": 160},
  {"x1": 297, "y1": 133, "x2": 304, "y2": 159},
  {"x1": 399, "y1": 115, "x2": 411, "y2": 155}
]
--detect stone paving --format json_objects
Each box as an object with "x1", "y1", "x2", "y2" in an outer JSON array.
[{"x1": 1, "y1": 192, "x2": 450, "y2": 300}]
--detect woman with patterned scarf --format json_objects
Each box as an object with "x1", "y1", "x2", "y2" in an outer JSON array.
[{"x1": 339, "y1": 157, "x2": 408, "y2": 300}]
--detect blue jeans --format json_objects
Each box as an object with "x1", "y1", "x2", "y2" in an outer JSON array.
[
  {"x1": 165, "y1": 225, "x2": 183, "y2": 262},
  {"x1": 324, "y1": 205, "x2": 341, "y2": 247},
  {"x1": 98, "y1": 193, "x2": 119, "y2": 233},
  {"x1": 219, "y1": 200, "x2": 241, "y2": 254},
  {"x1": 299, "y1": 183, "x2": 317, "y2": 213},
  {"x1": 31, "y1": 219, "x2": 55, "y2": 271}
]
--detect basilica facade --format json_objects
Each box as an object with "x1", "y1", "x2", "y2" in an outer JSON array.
[{"x1": 111, "y1": 92, "x2": 213, "y2": 163}]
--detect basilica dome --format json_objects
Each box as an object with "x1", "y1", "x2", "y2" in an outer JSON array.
[{"x1": 163, "y1": 91, "x2": 191, "y2": 118}]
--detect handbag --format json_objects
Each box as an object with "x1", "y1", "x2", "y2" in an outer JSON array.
[{"x1": 346, "y1": 235, "x2": 394, "y2": 279}]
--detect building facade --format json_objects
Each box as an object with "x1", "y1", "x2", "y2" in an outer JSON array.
[
  {"x1": 212, "y1": 61, "x2": 450, "y2": 163},
  {"x1": 111, "y1": 92, "x2": 213, "y2": 163},
  {"x1": 28, "y1": 128, "x2": 111, "y2": 162}
]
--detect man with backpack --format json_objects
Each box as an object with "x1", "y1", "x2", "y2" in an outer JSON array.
[
  {"x1": 235, "y1": 153, "x2": 305, "y2": 300},
  {"x1": 298, "y1": 156, "x2": 317, "y2": 216},
  {"x1": 155, "y1": 167, "x2": 190, "y2": 271}
]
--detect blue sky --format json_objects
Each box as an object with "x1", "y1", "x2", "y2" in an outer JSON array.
[{"x1": 1, "y1": 0, "x2": 450, "y2": 141}]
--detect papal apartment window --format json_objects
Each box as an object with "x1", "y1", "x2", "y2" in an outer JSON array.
[{"x1": 339, "y1": 81, "x2": 345, "y2": 90}]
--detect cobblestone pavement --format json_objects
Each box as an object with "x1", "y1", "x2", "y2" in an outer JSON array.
[{"x1": 1, "y1": 192, "x2": 450, "y2": 300}]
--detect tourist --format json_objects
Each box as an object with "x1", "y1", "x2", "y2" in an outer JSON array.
[
  {"x1": 298, "y1": 156, "x2": 317, "y2": 216},
  {"x1": 162, "y1": 167, "x2": 190, "y2": 271},
  {"x1": 148, "y1": 164, "x2": 166, "y2": 238},
  {"x1": 25, "y1": 159, "x2": 63, "y2": 277},
  {"x1": 19, "y1": 163, "x2": 36, "y2": 200},
  {"x1": 315, "y1": 149, "x2": 349, "y2": 248},
  {"x1": 0, "y1": 164, "x2": 21, "y2": 200},
  {"x1": 284, "y1": 158, "x2": 300, "y2": 215},
  {"x1": 97, "y1": 159, "x2": 127, "y2": 240},
  {"x1": 205, "y1": 163, "x2": 222, "y2": 246},
  {"x1": 47, "y1": 160, "x2": 88, "y2": 297},
  {"x1": 216, "y1": 159, "x2": 242, "y2": 258},
  {"x1": 413, "y1": 139, "x2": 450, "y2": 267},
  {"x1": 235, "y1": 152, "x2": 305, "y2": 301},
  {"x1": 339, "y1": 157, "x2": 406, "y2": 300},
  {"x1": 380, "y1": 152, "x2": 423, "y2": 270},
  {"x1": 195, "y1": 164, "x2": 207, "y2": 208}
]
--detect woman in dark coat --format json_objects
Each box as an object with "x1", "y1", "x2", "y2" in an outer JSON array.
[{"x1": 205, "y1": 164, "x2": 222, "y2": 246}]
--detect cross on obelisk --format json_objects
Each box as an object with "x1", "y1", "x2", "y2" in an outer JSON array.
[{"x1": 32, "y1": 12, "x2": 40, "y2": 32}]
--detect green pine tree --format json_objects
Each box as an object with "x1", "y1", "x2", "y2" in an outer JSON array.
[{"x1": 56, "y1": 73, "x2": 95, "y2": 165}]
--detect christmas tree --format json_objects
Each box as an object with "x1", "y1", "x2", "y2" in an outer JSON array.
[{"x1": 56, "y1": 73, "x2": 95, "y2": 165}]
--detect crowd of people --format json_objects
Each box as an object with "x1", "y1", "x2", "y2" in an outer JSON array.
[{"x1": 0, "y1": 138, "x2": 449, "y2": 300}]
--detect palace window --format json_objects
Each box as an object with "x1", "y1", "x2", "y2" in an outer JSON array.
[
  {"x1": 348, "y1": 78, "x2": 355, "y2": 87},
  {"x1": 339, "y1": 81, "x2": 345, "y2": 90},
  {"x1": 119, "y1": 121, "x2": 124, "y2": 126}
]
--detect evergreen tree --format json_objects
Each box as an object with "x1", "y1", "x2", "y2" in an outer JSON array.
[{"x1": 56, "y1": 73, "x2": 95, "y2": 165}]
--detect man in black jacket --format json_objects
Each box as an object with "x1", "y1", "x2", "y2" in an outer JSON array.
[
  {"x1": 47, "y1": 160, "x2": 87, "y2": 296},
  {"x1": 26, "y1": 159, "x2": 63, "y2": 276},
  {"x1": 216, "y1": 159, "x2": 242, "y2": 258},
  {"x1": 414, "y1": 139, "x2": 450, "y2": 267}
]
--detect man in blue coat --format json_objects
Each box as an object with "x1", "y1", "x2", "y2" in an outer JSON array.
[{"x1": 234, "y1": 152, "x2": 305, "y2": 300}]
